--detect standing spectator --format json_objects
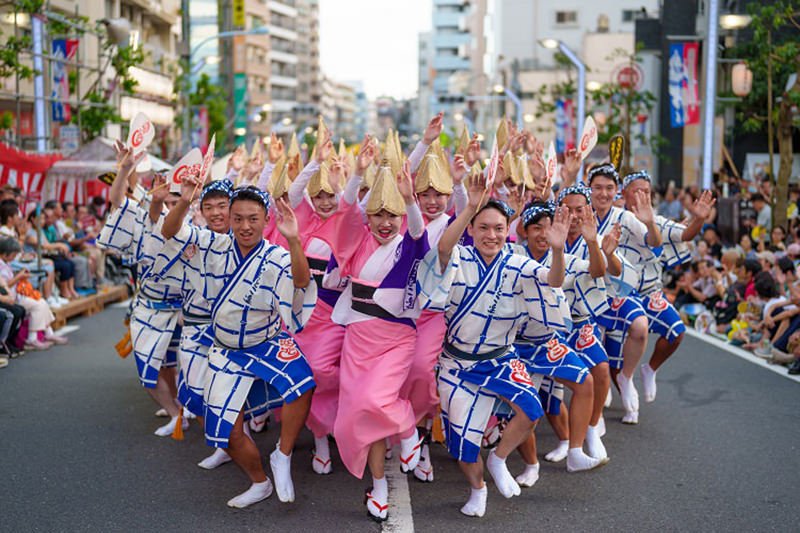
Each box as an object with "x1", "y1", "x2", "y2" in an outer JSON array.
[
  {"x1": 752, "y1": 194, "x2": 773, "y2": 233},
  {"x1": 0, "y1": 238, "x2": 66, "y2": 349},
  {"x1": 658, "y1": 186, "x2": 683, "y2": 220}
]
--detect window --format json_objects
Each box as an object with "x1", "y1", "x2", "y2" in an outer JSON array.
[
  {"x1": 555, "y1": 11, "x2": 577, "y2": 25},
  {"x1": 622, "y1": 9, "x2": 643, "y2": 22}
]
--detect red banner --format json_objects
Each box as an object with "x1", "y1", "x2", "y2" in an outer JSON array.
[
  {"x1": 0, "y1": 142, "x2": 61, "y2": 197},
  {"x1": 682, "y1": 42, "x2": 700, "y2": 125}
]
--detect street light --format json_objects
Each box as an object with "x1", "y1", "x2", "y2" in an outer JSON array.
[
  {"x1": 493, "y1": 84, "x2": 523, "y2": 129},
  {"x1": 538, "y1": 39, "x2": 586, "y2": 144},
  {"x1": 234, "y1": 127, "x2": 247, "y2": 136},
  {"x1": 587, "y1": 80, "x2": 602, "y2": 91},
  {"x1": 190, "y1": 55, "x2": 220, "y2": 75},
  {"x1": 182, "y1": 26, "x2": 271, "y2": 151},
  {"x1": 281, "y1": 117, "x2": 292, "y2": 126},
  {"x1": 719, "y1": 13, "x2": 752, "y2": 30},
  {"x1": 701, "y1": 0, "x2": 720, "y2": 190},
  {"x1": 261, "y1": 103, "x2": 272, "y2": 112}
]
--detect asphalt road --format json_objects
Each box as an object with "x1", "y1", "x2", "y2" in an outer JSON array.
[{"x1": 2, "y1": 307, "x2": 798, "y2": 532}]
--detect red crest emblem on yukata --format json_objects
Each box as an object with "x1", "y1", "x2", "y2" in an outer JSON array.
[
  {"x1": 575, "y1": 324, "x2": 596, "y2": 350},
  {"x1": 183, "y1": 244, "x2": 197, "y2": 259},
  {"x1": 509, "y1": 359, "x2": 534, "y2": 386},
  {"x1": 545, "y1": 338, "x2": 569, "y2": 363},
  {"x1": 277, "y1": 338, "x2": 301, "y2": 362},
  {"x1": 610, "y1": 298, "x2": 625, "y2": 310},
  {"x1": 647, "y1": 291, "x2": 668, "y2": 312}
]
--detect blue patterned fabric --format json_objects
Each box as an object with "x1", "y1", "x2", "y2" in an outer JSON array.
[
  {"x1": 565, "y1": 320, "x2": 609, "y2": 368},
  {"x1": 622, "y1": 170, "x2": 651, "y2": 190},
  {"x1": 199, "y1": 178, "x2": 234, "y2": 203},
  {"x1": 515, "y1": 335, "x2": 590, "y2": 384},
  {"x1": 557, "y1": 185, "x2": 593, "y2": 206},
  {"x1": 597, "y1": 296, "x2": 647, "y2": 369},
  {"x1": 587, "y1": 164, "x2": 619, "y2": 185},
  {"x1": 521, "y1": 201, "x2": 556, "y2": 227},
  {"x1": 641, "y1": 291, "x2": 686, "y2": 343}
]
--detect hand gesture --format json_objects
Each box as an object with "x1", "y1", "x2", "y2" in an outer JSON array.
[
  {"x1": 532, "y1": 174, "x2": 552, "y2": 202},
  {"x1": 18, "y1": 268, "x2": 30, "y2": 281},
  {"x1": 466, "y1": 170, "x2": 488, "y2": 210},
  {"x1": 630, "y1": 189, "x2": 655, "y2": 225},
  {"x1": 268, "y1": 133, "x2": 284, "y2": 164},
  {"x1": 579, "y1": 208, "x2": 598, "y2": 243},
  {"x1": 329, "y1": 158, "x2": 345, "y2": 195},
  {"x1": 114, "y1": 140, "x2": 146, "y2": 179},
  {"x1": 561, "y1": 148, "x2": 581, "y2": 186},
  {"x1": 151, "y1": 173, "x2": 169, "y2": 203},
  {"x1": 274, "y1": 197, "x2": 299, "y2": 240},
  {"x1": 180, "y1": 173, "x2": 202, "y2": 203},
  {"x1": 530, "y1": 152, "x2": 546, "y2": 184},
  {"x1": 397, "y1": 160, "x2": 414, "y2": 204},
  {"x1": 523, "y1": 131, "x2": 537, "y2": 155},
  {"x1": 451, "y1": 154, "x2": 469, "y2": 185},
  {"x1": 547, "y1": 206, "x2": 570, "y2": 250},
  {"x1": 244, "y1": 152, "x2": 264, "y2": 183},
  {"x1": 466, "y1": 133, "x2": 481, "y2": 166},
  {"x1": 602, "y1": 223, "x2": 621, "y2": 256},
  {"x1": 316, "y1": 129, "x2": 333, "y2": 163},
  {"x1": 689, "y1": 190, "x2": 716, "y2": 220},
  {"x1": 228, "y1": 145, "x2": 247, "y2": 172},
  {"x1": 356, "y1": 135, "x2": 374, "y2": 174},
  {"x1": 507, "y1": 185, "x2": 524, "y2": 217},
  {"x1": 423, "y1": 111, "x2": 444, "y2": 144}
]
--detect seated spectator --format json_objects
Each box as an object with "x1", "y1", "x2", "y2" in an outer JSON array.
[
  {"x1": 61, "y1": 201, "x2": 105, "y2": 285},
  {"x1": 672, "y1": 260, "x2": 720, "y2": 310},
  {"x1": 737, "y1": 234, "x2": 757, "y2": 260},
  {"x1": 89, "y1": 196, "x2": 108, "y2": 222},
  {"x1": 0, "y1": 238, "x2": 67, "y2": 349},
  {"x1": 742, "y1": 258, "x2": 763, "y2": 300},
  {"x1": 26, "y1": 211, "x2": 79, "y2": 299},
  {"x1": 756, "y1": 250, "x2": 777, "y2": 274},
  {"x1": 787, "y1": 243, "x2": 800, "y2": 268},
  {"x1": 42, "y1": 205, "x2": 93, "y2": 292},
  {"x1": 703, "y1": 227, "x2": 723, "y2": 260},
  {"x1": 765, "y1": 225, "x2": 787, "y2": 253},
  {"x1": 745, "y1": 272, "x2": 789, "y2": 356},
  {"x1": 752, "y1": 193, "x2": 772, "y2": 233}
]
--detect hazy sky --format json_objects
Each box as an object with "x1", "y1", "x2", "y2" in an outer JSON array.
[{"x1": 319, "y1": 0, "x2": 431, "y2": 99}]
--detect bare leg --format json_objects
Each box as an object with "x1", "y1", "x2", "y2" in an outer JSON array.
[
  {"x1": 648, "y1": 333, "x2": 684, "y2": 372},
  {"x1": 146, "y1": 369, "x2": 180, "y2": 417},
  {"x1": 368, "y1": 439, "x2": 386, "y2": 480},
  {"x1": 621, "y1": 316, "x2": 648, "y2": 379},
  {"x1": 546, "y1": 409, "x2": 569, "y2": 441},
  {"x1": 458, "y1": 455, "x2": 485, "y2": 489},
  {"x1": 43, "y1": 270, "x2": 54, "y2": 299},
  {"x1": 278, "y1": 389, "x2": 312, "y2": 455},
  {"x1": 555, "y1": 374, "x2": 594, "y2": 449},
  {"x1": 589, "y1": 362, "x2": 610, "y2": 425},
  {"x1": 227, "y1": 410, "x2": 268, "y2": 483},
  {"x1": 516, "y1": 425, "x2": 538, "y2": 465}
]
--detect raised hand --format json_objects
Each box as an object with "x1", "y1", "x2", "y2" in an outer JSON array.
[
  {"x1": 523, "y1": 131, "x2": 537, "y2": 155},
  {"x1": 228, "y1": 145, "x2": 247, "y2": 172},
  {"x1": 630, "y1": 189, "x2": 655, "y2": 225},
  {"x1": 397, "y1": 160, "x2": 414, "y2": 204},
  {"x1": 151, "y1": 173, "x2": 169, "y2": 203},
  {"x1": 329, "y1": 158, "x2": 345, "y2": 195},
  {"x1": 690, "y1": 190, "x2": 716, "y2": 220},
  {"x1": 507, "y1": 185, "x2": 524, "y2": 218},
  {"x1": 274, "y1": 197, "x2": 299, "y2": 240},
  {"x1": 530, "y1": 152, "x2": 546, "y2": 184},
  {"x1": 561, "y1": 148, "x2": 581, "y2": 186},
  {"x1": 181, "y1": 173, "x2": 203, "y2": 204},
  {"x1": 532, "y1": 174, "x2": 552, "y2": 202},
  {"x1": 268, "y1": 133, "x2": 284, "y2": 163},
  {"x1": 547, "y1": 206, "x2": 570, "y2": 250},
  {"x1": 602, "y1": 223, "x2": 621, "y2": 256},
  {"x1": 580, "y1": 208, "x2": 599, "y2": 243},
  {"x1": 466, "y1": 133, "x2": 481, "y2": 166},
  {"x1": 466, "y1": 169, "x2": 488, "y2": 210},
  {"x1": 317, "y1": 129, "x2": 333, "y2": 163},
  {"x1": 423, "y1": 111, "x2": 444, "y2": 144},
  {"x1": 356, "y1": 135, "x2": 374, "y2": 174},
  {"x1": 452, "y1": 154, "x2": 469, "y2": 185}
]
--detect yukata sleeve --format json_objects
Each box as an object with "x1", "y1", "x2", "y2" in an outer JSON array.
[
  {"x1": 567, "y1": 256, "x2": 609, "y2": 318},
  {"x1": 271, "y1": 248, "x2": 318, "y2": 334},
  {"x1": 607, "y1": 252, "x2": 638, "y2": 297},
  {"x1": 417, "y1": 245, "x2": 463, "y2": 312},
  {"x1": 520, "y1": 258, "x2": 572, "y2": 332},
  {"x1": 152, "y1": 224, "x2": 230, "y2": 293},
  {"x1": 622, "y1": 210, "x2": 650, "y2": 248},
  {"x1": 288, "y1": 160, "x2": 320, "y2": 208},
  {"x1": 255, "y1": 161, "x2": 277, "y2": 191},
  {"x1": 657, "y1": 216, "x2": 691, "y2": 268},
  {"x1": 97, "y1": 197, "x2": 143, "y2": 261},
  {"x1": 409, "y1": 140, "x2": 429, "y2": 173}
]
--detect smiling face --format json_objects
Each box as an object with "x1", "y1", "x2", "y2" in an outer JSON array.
[
  {"x1": 525, "y1": 215, "x2": 552, "y2": 258},
  {"x1": 590, "y1": 175, "x2": 617, "y2": 214},
  {"x1": 417, "y1": 186, "x2": 449, "y2": 218},
  {"x1": 230, "y1": 199, "x2": 267, "y2": 252},
  {"x1": 310, "y1": 190, "x2": 338, "y2": 219},
  {"x1": 201, "y1": 194, "x2": 231, "y2": 233},
  {"x1": 468, "y1": 206, "x2": 509, "y2": 263},
  {"x1": 562, "y1": 193, "x2": 589, "y2": 237},
  {"x1": 367, "y1": 209, "x2": 402, "y2": 244},
  {"x1": 623, "y1": 179, "x2": 651, "y2": 209}
]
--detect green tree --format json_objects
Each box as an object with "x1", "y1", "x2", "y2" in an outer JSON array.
[
  {"x1": 186, "y1": 73, "x2": 229, "y2": 152},
  {"x1": 728, "y1": 1, "x2": 800, "y2": 230}
]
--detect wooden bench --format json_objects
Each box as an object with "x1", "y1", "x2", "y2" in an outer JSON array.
[{"x1": 51, "y1": 285, "x2": 131, "y2": 330}]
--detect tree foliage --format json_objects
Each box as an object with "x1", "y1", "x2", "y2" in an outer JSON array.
[{"x1": 187, "y1": 73, "x2": 229, "y2": 152}]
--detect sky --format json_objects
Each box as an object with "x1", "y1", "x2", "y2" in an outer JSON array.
[{"x1": 319, "y1": 0, "x2": 431, "y2": 99}]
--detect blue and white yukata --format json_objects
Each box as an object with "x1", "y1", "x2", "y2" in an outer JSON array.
[
  {"x1": 566, "y1": 206, "x2": 650, "y2": 369},
  {"x1": 510, "y1": 244, "x2": 610, "y2": 415},
  {"x1": 153, "y1": 224, "x2": 317, "y2": 448},
  {"x1": 98, "y1": 197, "x2": 182, "y2": 388},
  {"x1": 417, "y1": 244, "x2": 571, "y2": 463},
  {"x1": 626, "y1": 215, "x2": 690, "y2": 343}
]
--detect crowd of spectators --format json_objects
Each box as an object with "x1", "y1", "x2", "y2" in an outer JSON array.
[
  {"x1": 0, "y1": 184, "x2": 129, "y2": 370},
  {"x1": 654, "y1": 167, "x2": 800, "y2": 376}
]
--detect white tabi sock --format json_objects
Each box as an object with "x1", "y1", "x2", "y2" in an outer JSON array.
[
  {"x1": 616, "y1": 373, "x2": 640, "y2": 413},
  {"x1": 413, "y1": 442, "x2": 434, "y2": 482},
  {"x1": 249, "y1": 411, "x2": 269, "y2": 433},
  {"x1": 621, "y1": 410, "x2": 639, "y2": 425},
  {"x1": 515, "y1": 462, "x2": 540, "y2": 487},
  {"x1": 154, "y1": 415, "x2": 187, "y2": 437},
  {"x1": 460, "y1": 484, "x2": 487, "y2": 517},
  {"x1": 366, "y1": 476, "x2": 388, "y2": 520},
  {"x1": 226, "y1": 479, "x2": 273, "y2": 508},
  {"x1": 486, "y1": 450, "x2": 521, "y2": 498},
  {"x1": 399, "y1": 429, "x2": 421, "y2": 473},
  {"x1": 640, "y1": 364, "x2": 657, "y2": 403},
  {"x1": 154, "y1": 408, "x2": 168, "y2": 418},
  {"x1": 566, "y1": 447, "x2": 609, "y2": 472},
  {"x1": 312, "y1": 435, "x2": 332, "y2": 475},
  {"x1": 270, "y1": 446, "x2": 295, "y2": 503},
  {"x1": 198, "y1": 447, "x2": 232, "y2": 470},
  {"x1": 544, "y1": 440, "x2": 570, "y2": 462},
  {"x1": 604, "y1": 388, "x2": 613, "y2": 408},
  {"x1": 585, "y1": 424, "x2": 608, "y2": 460}
]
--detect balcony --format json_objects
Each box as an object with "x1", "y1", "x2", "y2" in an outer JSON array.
[
  {"x1": 270, "y1": 99, "x2": 297, "y2": 113},
  {"x1": 269, "y1": 1, "x2": 298, "y2": 18},
  {"x1": 434, "y1": 32, "x2": 469, "y2": 49},
  {"x1": 271, "y1": 75, "x2": 298, "y2": 88},
  {"x1": 433, "y1": 55, "x2": 470, "y2": 71},
  {"x1": 270, "y1": 25, "x2": 298, "y2": 41},
  {"x1": 433, "y1": 12, "x2": 463, "y2": 28},
  {"x1": 434, "y1": 0, "x2": 468, "y2": 6},
  {"x1": 269, "y1": 49, "x2": 298, "y2": 64}
]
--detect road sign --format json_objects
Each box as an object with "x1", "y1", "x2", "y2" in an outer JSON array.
[{"x1": 613, "y1": 63, "x2": 645, "y2": 91}]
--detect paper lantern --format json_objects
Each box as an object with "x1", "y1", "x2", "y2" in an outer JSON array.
[{"x1": 732, "y1": 62, "x2": 753, "y2": 97}]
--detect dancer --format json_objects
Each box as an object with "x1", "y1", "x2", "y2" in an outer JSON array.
[
  {"x1": 417, "y1": 172, "x2": 571, "y2": 518},
  {"x1": 315, "y1": 142, "x2": 428, "y2": 522},
  {"x1": 98, "y1": 142, "x2": 184, "y2": 437},
  {"x1": 155, "y1": 175, "x2": 316, "y2": 508},
  {"x1": 621, "y1": 171, "x2": 715, "y2": 402}
]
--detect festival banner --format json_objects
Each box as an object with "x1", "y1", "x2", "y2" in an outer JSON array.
[
  {"x1": 668, "y1": 43, "x2": 700, "y2": 128},
  {"x1": 51, "y1": 39, "x2": 78, "y2": 122},
  {"x1": 555, "y1": 100, "x2": 566, "y2": 153}
]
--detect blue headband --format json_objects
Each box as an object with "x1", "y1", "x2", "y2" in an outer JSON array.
[
  {"x1": 522, "y1": 201, "x2": 556, "y2": 227},
  {"x1": 199, "y1": 179, "x2": 233, "y2": 204},
  {"x1": 231, "y1": 186, "x2": 270, "y2": 208},
  {"x1": 557, "y1": 184, "x2": 592, "y2": 206},
  {"x1": 614, "y1": 191, "x2": 623, "y2": 201},
  {"x1": 622, "y1": 170, "x2": 651, "y2": 190},
  {"x1": 484, "y1": 198, "x2": 515, "y2": 218},
  {"x1": 587, "y1": 164, "x2": 619, "y2": 185}
]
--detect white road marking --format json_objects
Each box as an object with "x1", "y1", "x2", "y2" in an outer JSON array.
[
  {"x1": 685, "y1": 329, "x2": 800, "y2": 384},
  {"x1": 383, "y1": 445, "x2": 414, "y2": 533}
]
